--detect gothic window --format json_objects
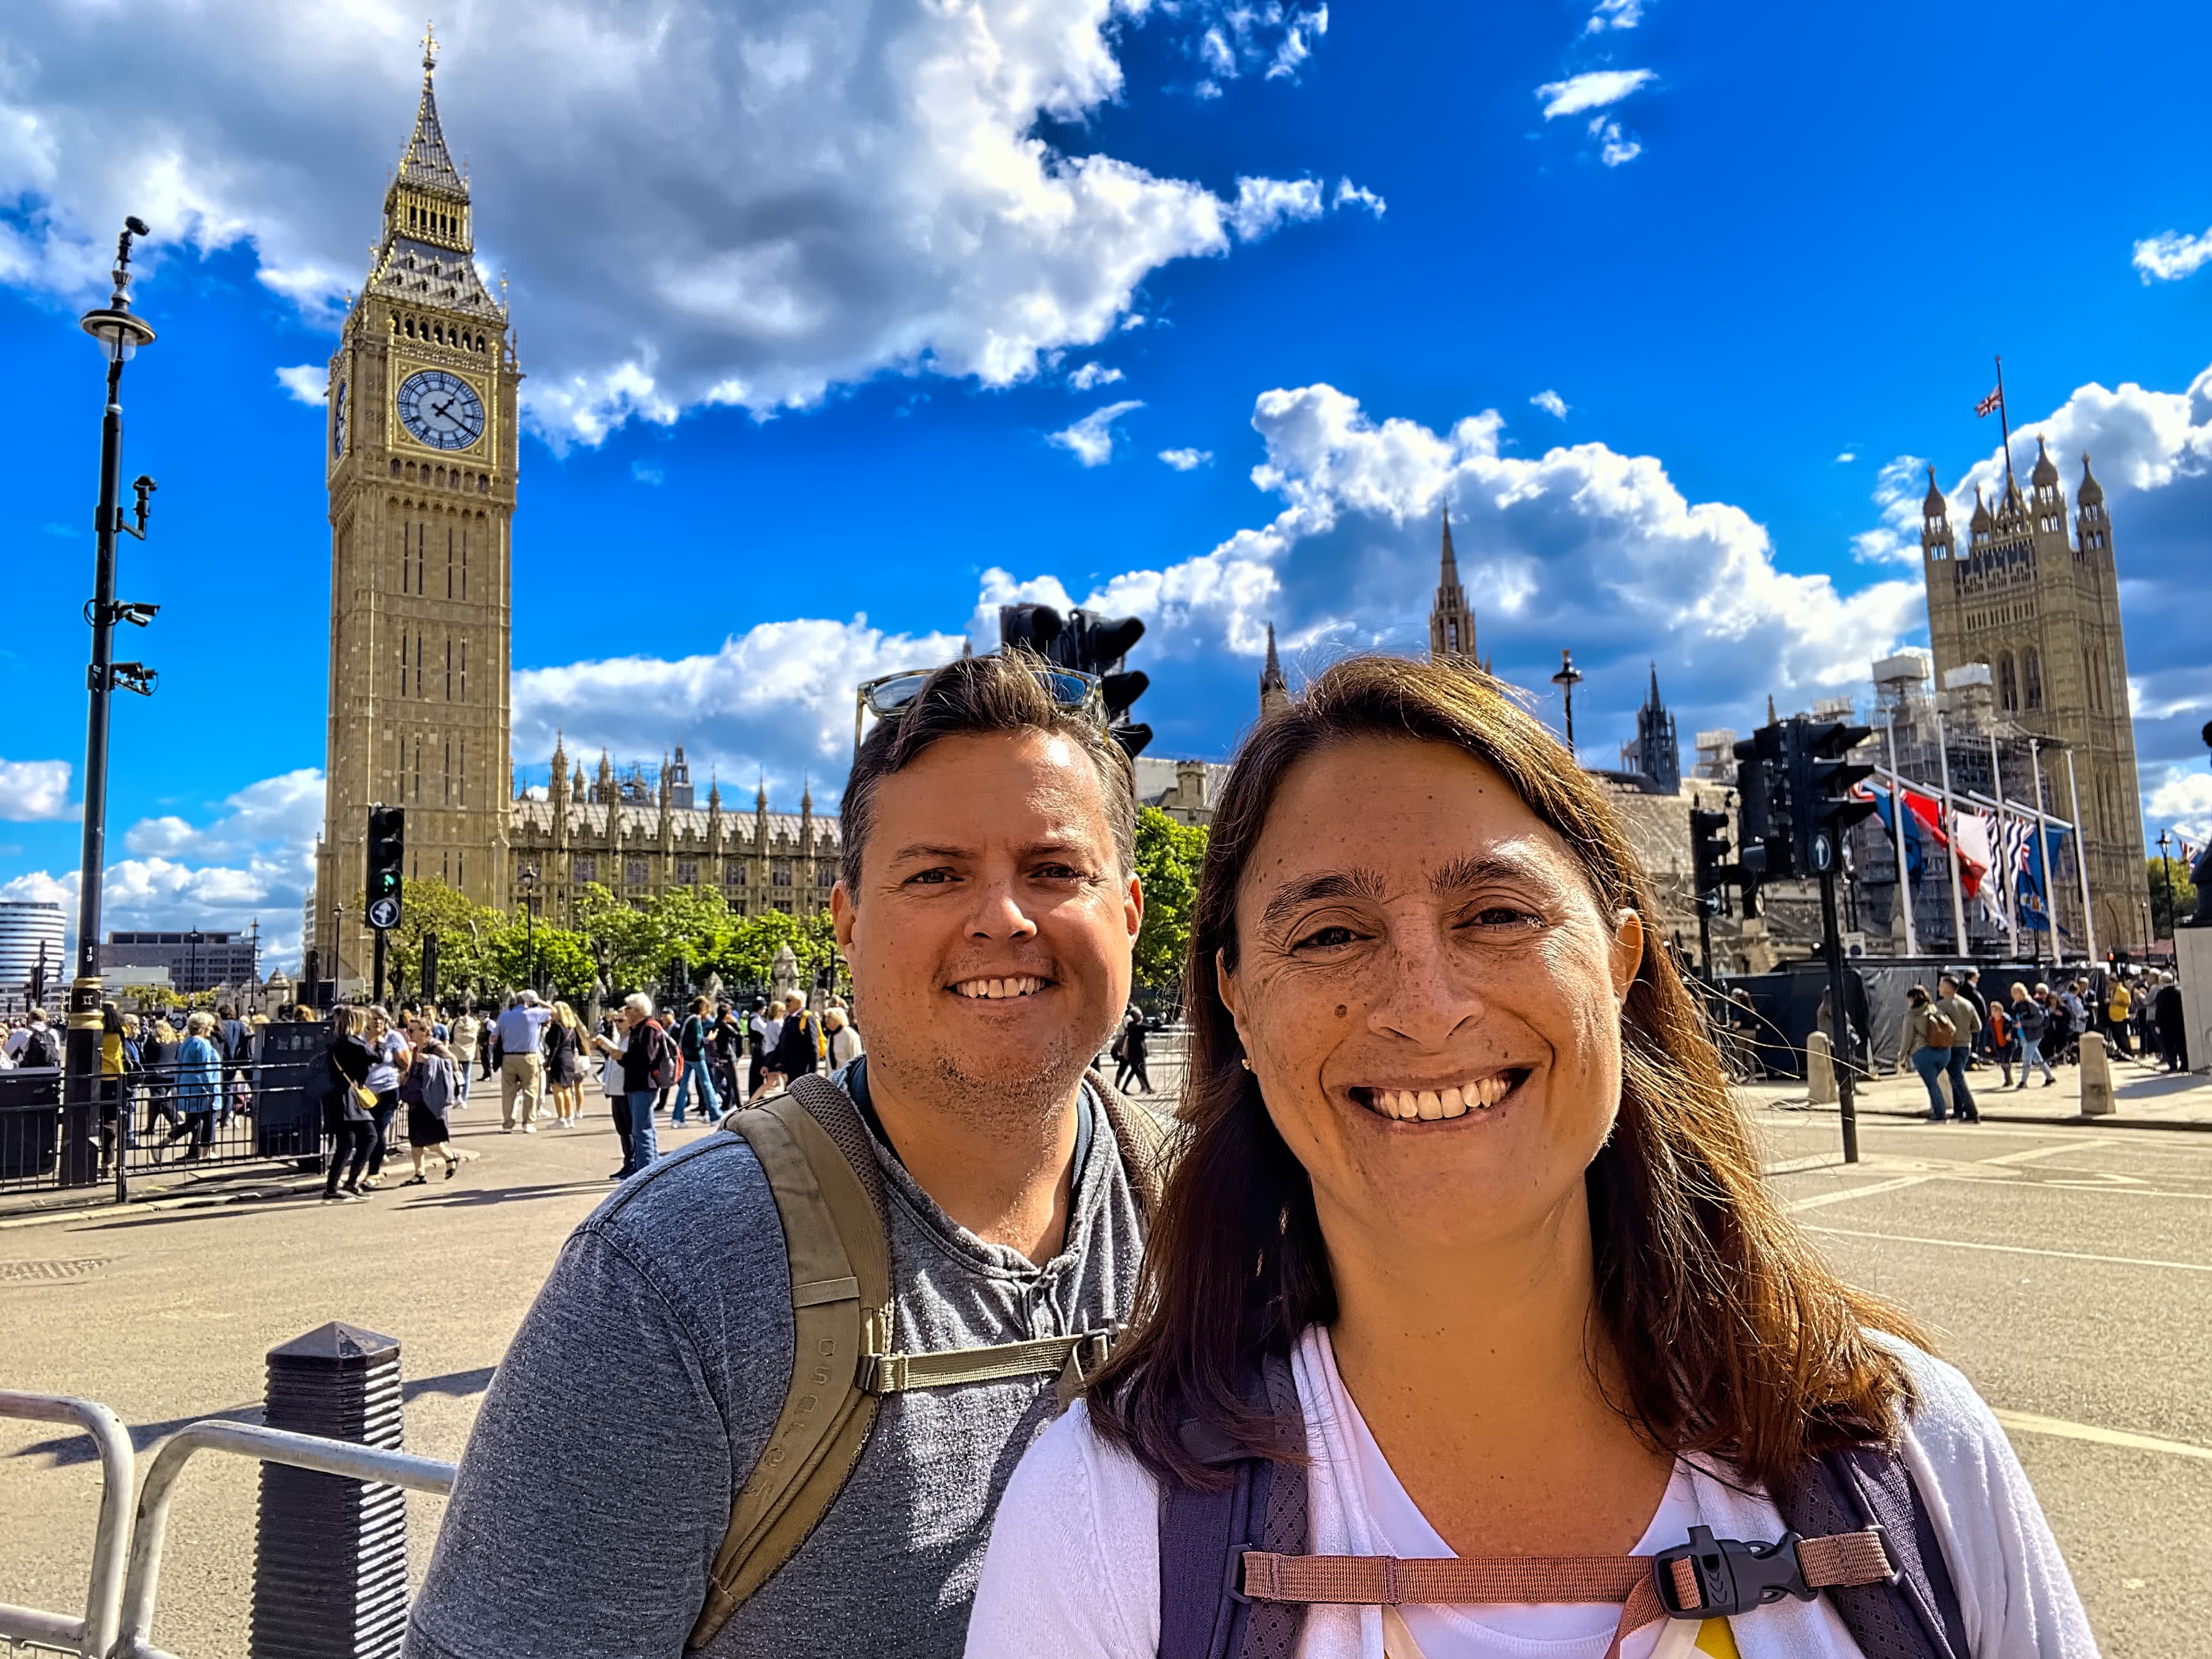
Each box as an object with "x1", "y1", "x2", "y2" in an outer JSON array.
[
  {"x1": 677, "y1": 859, "x2": 699, "y2": 885},
  {"x1": 726, "y1": 861, "x2": 745, "y2": 885},
  {"x1": 458, "y1": 737, "x2": 466, "y2": 806},
  {"x1": 460, "y1": 524, "x2": 468, "y2": 598},
  {"x1": 412, "y1": 734, "x2": 422, "y2": 802},
  {"x1": 444, "y1": 736, "x2": 452, "y2": 804},
  {"x1": 390, "y1": 459, "x2": 401, "y2": 477},
  {"x1": 415, "y1": 521, "x2": 426, "y2": 592},
  {"x1": 414, "y1": 633, "x2": 423, "y2": 699},
  {"x1": 817, "y1": 863, "x2": 834, "y2": 887},
  {"x1": 775, "y1": 901, "x2": 793, "y2": 916},
  {"x1": 2023, "y1": 647, "x2": 2042, "y2": 710},
  {"x1": 626, "y1": 860, "x2": 649, "y2": 886},
  {"x1": 574, "y1": 857, "x2": 595, "y2": 882},
  {"x1": 1998, "y1": 653, "x2": 2018, "y2": 713},
  {"x1": 773, "y1": 861, "x2": 793, "y2": 887},
  {"x1": 460, "y1": 638, "x2": 468, "y2": 701},
  {"x1": 445, "y1": 637, "x2": 453, "y2": 700}
]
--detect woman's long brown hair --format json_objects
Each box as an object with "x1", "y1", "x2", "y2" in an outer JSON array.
[{"x1": 1085, "y1": 654, "x2": 1930, "y2": 1495}]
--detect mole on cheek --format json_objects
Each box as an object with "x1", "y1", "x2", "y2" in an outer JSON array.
[{"x1": 1335, "y1": 1005, "x2": 1347, "y2": 1019}]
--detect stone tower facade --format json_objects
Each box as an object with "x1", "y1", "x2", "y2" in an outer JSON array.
[
  {"x1": 1427, "y1": 506, "x2": 1477, "y2": 664},
  {"x1": 1921, "y1": 441, "x2": 2145, "y2": 952},
  {"x1": 1258, "y1": 622, "x2": 1290, "y2": 720},
  {"x1": 1629, "y1": 665, "x2": 1681, "y2": 794},
  {"x1": 314, "y1": 33, "x2": 520, "y2": 982}
]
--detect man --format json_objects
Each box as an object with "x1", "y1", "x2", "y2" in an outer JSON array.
[
  {"x1": 2105, "y1": 974, "x2": 2135, "y2": 1059},
  {"x1": 2059, "y1": 979, "x2": 2090, "y2": 1063},
  {"x1": 2, "y1": 1007, "x2": 58, "y2": 1069},
  {"x1": 746, "y1": 997, "x2": 780, "y2": 1096},
  {"x1": 613, "y1": 993, "x2": 669, "y2": 1177},
  {"x1": 406, "y1": 652, "x2": 1148, "y2": 1659},
  {"x1": 494, "y1": 990, "x2": 552, "y2": 1132},
  {"x1": 1956, "y1": 967, "x2": 1990, "y2": 1069},
  {"x1": 2152, "y1": 973, "x2": 2188, "y2": 1073},
  {"x1": 771, "y1": 990, "x2": 820, "y2": 1086},
  {"x1": 1934, "y1": 973, "x2": 1982, "y2": 1123}
]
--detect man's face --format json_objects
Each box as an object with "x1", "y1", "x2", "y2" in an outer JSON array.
[
  {"x1": 835, "y1": 729, "x2": 1141, "y2": 1117},
  {"x1": 623, "y1": 1005, "x2": 645, "y2": 1030}
]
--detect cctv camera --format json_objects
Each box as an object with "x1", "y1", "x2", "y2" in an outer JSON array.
[{"x1": 125, "y1": 216, "x2": 150, "y2": 237}]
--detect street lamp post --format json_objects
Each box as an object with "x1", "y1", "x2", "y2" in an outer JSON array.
[
  {"x1": 519, "y1": 865, "x2": 540, "y2": 995},
  {"x1": 2156, "y1": 830, "x2": 2176, "y2": 941},
  {"x1": 1550, "y1": 649, "x2": 1584, "y2": 755},
  {"x1": 186, "y1": 929, "x2": 201, "y2": 1000},
  {"x1": 61, "y1": 218, "x2": 159, "y2": 1188}
]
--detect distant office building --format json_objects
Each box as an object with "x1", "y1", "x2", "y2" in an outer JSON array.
[
  {"x1": 0, "y1": 901, "x2": 66, "y2": 1003},
  {"x1": 101, "y1": 930, "x2": 259, "y2": 994}
]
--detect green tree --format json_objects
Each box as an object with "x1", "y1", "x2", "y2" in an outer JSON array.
[
  {"x1": 484, "y1": 913, "x2": 598, "y2": 1004},
  {"x1": 1131, "y1": 806, "x2": 1208, "y2": 990},
  {"x1": 2151, "y1": 856, "x2": 2198, "y2": 938},
  {"x1": 575, "y1": 881, "x2": 664, "y2": 992},
  {"x1": 383, "y1": 877, "x2": 500, "y2": 996}
]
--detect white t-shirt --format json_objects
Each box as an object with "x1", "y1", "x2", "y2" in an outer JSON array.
[{"x1": 964, "y1": 1327, "x2": 2098, "y2": 1659}]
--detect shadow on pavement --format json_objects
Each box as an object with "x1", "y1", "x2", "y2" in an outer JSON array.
[{"x1": 7, "y1": 1365, "x2": 499, "y2": 1468}]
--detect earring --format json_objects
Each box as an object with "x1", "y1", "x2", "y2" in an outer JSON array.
[{"x1": 1241, "y1": 1057, "x2": 1252, "y2": 1070}]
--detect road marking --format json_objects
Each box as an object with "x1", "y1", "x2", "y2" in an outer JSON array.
[
  {"x1": 1993, "y1": 1410, "x2": 2212, "y2": 1463},
  {"x1": 1803, "y1": 1225, "x2": 2212, "y2": 1275},
  {"x1": 1784, "y1": 1176, "x2": 1935, "y2": 1213},
  {"x1": 1778, "y1": 1138, "x2": 2109, "y2": 1214},
  {"x1": 1763, "y1": 1153, "x2": 1849, "y2": 1175}
]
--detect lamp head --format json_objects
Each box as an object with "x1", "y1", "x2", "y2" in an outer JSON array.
[{"x1": 80, "y1": 307, "x2": 155, "y2": 364}]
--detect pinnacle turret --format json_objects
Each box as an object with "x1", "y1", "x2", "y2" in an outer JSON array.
[
  {"x1": 1259, "y1": 621, "x2": 1290, "y2": 719},
  {"x1": 1427, "y1": 503, "x2": 1477, "y2": 662}
]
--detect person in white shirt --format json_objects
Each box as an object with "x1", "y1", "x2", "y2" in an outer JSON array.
[{"x1": 967, "y1": 655, "x2": 2094, "y2": 1659}]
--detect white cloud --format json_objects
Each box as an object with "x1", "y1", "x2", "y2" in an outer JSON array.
[
  {"x1": 1, "y1": 767, "x2": 325, "y2": 969},
  {"x1": 1178, "y1": 4, "x2": 1328, "y2": 87},
  {"x1": 1849, "y1": 453, "x2": 1932, "y2": 567},
  {"x1": 2146, "y1": 769, "x2": 2212, "y2": 844},
  {"x1": 1068, "y1": 360, "x2": 1124, "y2": 391},
  {"x1": 0, "y1": 1, "x2": 1348, "y2": 446},
  {"x1": 1159, "y1": 447, "x2": 1214, "y2": 470},
  {"x1": 1537, "y1": 69, "x2": 1655, "y2": 119},
  {"x1": 1589, "y1": 117, "x2": 1642, "y2": 167},
  {"x1": 0, "y1": 759, "x2": 73, "y2": 822},
  {"x1": 1586, "y1": 0, "x2": 1645, "y2": 29},
  {"x1": 630, "y1": 460, "x2": 665, "y2": 485},
  {"x1": 273, "y1": 364, "x2": 326, "y2": 406},
  {"x1": 2132, "y1": 226, "x2": 2212, "y2": 283},
  {"x1": 1333, "y1": 178, "x2": 1386, "y2": 217},
  {"x1": 1530, "y1": 389, "x2": 1569, "y2": 420},
  {"x1": 1225, "y1": 176, "x2": 1325, "y2": 241},
  {"x1": 1048, "y1": 399, "x2": 1144, "y2": 466},
  {"x1": 1835, "y1": 450, "x2": 1857, "y2": 463},
  {"x1": 513, "y1": 618, "x2": 967, "y2": 798}
]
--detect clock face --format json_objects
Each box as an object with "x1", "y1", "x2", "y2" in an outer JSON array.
[
  {"x1": 332, "y1": 380, "x2": 348, "y2": 457},
  {"x1": 396, "y1": 368, "x2": 485, "y2": 452}
]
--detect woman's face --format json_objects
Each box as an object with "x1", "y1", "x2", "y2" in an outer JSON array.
[{"x1": 1220, "y1": 737, "x2": 1642, "y2": 1255}]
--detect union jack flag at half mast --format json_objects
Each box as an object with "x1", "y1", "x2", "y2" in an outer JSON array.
[{"x1": 1975, "y1": 384, "x2": 2004, "y2": 418}]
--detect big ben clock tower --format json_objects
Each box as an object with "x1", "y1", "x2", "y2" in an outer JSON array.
[{"x1": 315, "y1": 27, "x2": 519, "y2": 984}]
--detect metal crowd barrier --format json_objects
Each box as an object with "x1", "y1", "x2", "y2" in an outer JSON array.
[{"x1": 0, "y1": 1392, "x2": 455, "y2": 1659}]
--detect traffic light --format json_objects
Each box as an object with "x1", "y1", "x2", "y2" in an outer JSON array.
[
  {"x1": 995, "y1": 603, "x2": 1152, "y2": 758},
  {"x1": 1689, "y1": 807, "x2": 1733, "y2": 917},
  {"x1": 1731, "y1": 723, "x2": 1792, "y2": 911},
  {"x1": 366, "y1": 804, "x2": 405, "y2": 931},
  {"x1": 1785, "y1": 719, "x2": 1876, "y2": 877}
]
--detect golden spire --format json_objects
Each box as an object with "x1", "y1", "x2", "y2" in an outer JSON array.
[{"x1": 421, "y1": 18, "x2": 439, "y2": 75}]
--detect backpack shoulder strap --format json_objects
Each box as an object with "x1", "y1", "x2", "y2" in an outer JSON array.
[
  {"x1": 689, "y1": 1074, "x2": 893, "y2": 1649},
  {"x1": 1777, "y1": 1442, "x2": 1970, "y2": 1659},
  {"x1": 1159, "y1": 1351, "x2": 1308, "y2": 1659},
  {"x1": 1088, "y1": 1066, "x2": 1167, "y2": 1215}
]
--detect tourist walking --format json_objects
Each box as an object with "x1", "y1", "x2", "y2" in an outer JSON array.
[
  {"x1": 960, "y1": 650, "x2": 2090, "y2": 1659},
  {"x1": 95, "y1": 1001, "x2": 129, "y2": 1179},
  {"x1": 320, "y1": 1007, "x2": 378, "y2": 1202},
  {"x1": 360, "y1": 1006, "x2": 411, "y2": 1187},
  {"x1": 449, "y1": 1005, "x2": 480, "y2": 1108},
  {"x1": 545, "y1": 1000, "x2": 589, "y2": 1124},
  {"x1": 1902, "y1": 985, "x2": 1953, "y2": 1118},
  {"x1": 1986, "y1": 992, "x2": 2017, "y2": 1088},
  {"x1": 589, "y1": 1015, "x2": 637, "y2": 1177},
  {"x1": 2007, "y1": 981, "x2": 2057, "y2": 1088},
  {"x1": 2, "y1": 1007, "x2": 58, "y2": 1068},
  {"x1": 400, "y1": 1020, "x2": 464, "y2": 1183},
  {"x1": 747, "y1": 996, "x2": 780, "y2": 1096},
  {"x1": 2154, "y1": 973, "x2": 2189, "y2": 1072},
  {"x1": 769, "y1": 990, "x2": 820, "y2": 1086},
  {"x1": 823, "y1": 1005, "x2": 863, "y2": 1070},
  {"x1": 495, "y1": 990, "x2": 552, "y2": 1132},
  {"x1": 707, "y1": 1000, "x2": 745, "y2": 1107},
  {"x1": 613, "y1": 993, "x2": 671, "y2": 1178},
  {"x1": 1932, "y1": 973, "x2": 1981, "y2": 1122},
  {"x1": 670, "y1": 995, "x2": 720, "y2": 1126},
  {"x1": 1111, "y1": 1005, "x2": 1151, "y2": 1094},
  {"x1": 2104, "y1": 974, "x2": 2135, "y2": 1058},
  {"x1": 163, "y1": 1012, "x2": 225, "y2": 1160}
]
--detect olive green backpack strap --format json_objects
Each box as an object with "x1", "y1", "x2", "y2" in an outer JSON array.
[{"x1": 689, "y1": 1075, "x2": 892, "y2": 1649}]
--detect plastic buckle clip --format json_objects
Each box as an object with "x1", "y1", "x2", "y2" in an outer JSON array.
[
  {"x1": 1652, "y1": 1525, "x2": 1816, "y2": 1619},
  {"x1": 1227, "y1": 1543, "x2": 1261, "y2": 1604}
]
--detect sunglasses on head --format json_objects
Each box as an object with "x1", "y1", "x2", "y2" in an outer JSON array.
[{"x1": 856, "y1": 665, "x2": 1103, "y2": 721}]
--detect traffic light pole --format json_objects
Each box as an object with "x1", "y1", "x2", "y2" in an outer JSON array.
[
  {"x1": 1818, "y1": 864, "x2": 1859, "y2": 1164},
  {"x1": 373, "y1": 928, "x2": 388, "y2": 1008}
]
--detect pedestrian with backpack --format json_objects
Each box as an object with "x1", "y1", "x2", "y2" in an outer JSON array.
[
  {"x1": 1932, "y1": 973, "x2": 1982, "y2": 1123},
  {"x1": 406, "y1": 651, "x2": 1159, "y2": 1659},
  {"x1": 670, "y1": 995, "x2": 720, "y2": 1126},
  {"x1": 610, "y1": 992, "x2": 672, "y2": 1177},
  {"x1": 964, "y1": 653, "x2": 2092, "y2": 1659}
]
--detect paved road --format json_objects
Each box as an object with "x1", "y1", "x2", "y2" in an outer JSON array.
[{"x1": 3, "y1": 1082, "x2": 2208, "y2": 1656}]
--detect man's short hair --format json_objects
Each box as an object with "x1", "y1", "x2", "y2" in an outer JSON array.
[
  {"x1": 1938, "y1": 974, "x2": 1958, "y2": 990},
  {"x1": 839, "y1": 649, "x2": 1138, "y2": 897}
]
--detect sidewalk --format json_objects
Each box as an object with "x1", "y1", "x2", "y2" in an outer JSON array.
[
  {"x1": 0, "y1": 1159, "x2": 325, "y2": 1227},
  {"x1": 1736, "y1": 1057, "x2": 2212, "y2": 1131}
]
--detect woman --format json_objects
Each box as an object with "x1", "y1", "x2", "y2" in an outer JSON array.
[
  {"x1": 708, "y1": 1000, "x2": 745, "y2": 1107},
  {"x1": 589, "y1": 1010, "x2": 638, "y2": 1179},
  {"x1": 321, "y1": 1006, "x2": 378, "y2": 1202},
  {"x1": 967, "y1": 656, "x2": 2090, "y2": 1658},
  {"x1": 360, "y1": 1006, "x2": 410, "y2": 1190},
  {"x1": 547, "y1": 1000, "x2": 588, "y2": 1125},
  {"x1": 399, "y1": 1019, "x2": 464, "y2": 1182},
  {"x1": 1901, "y1": 984, "x2": 1958, "y2": 1120},
  {"x1": 2008, "y1": 982, "x2": 2056, "y2": 1088},
  {"x1": 166, "y1": 1011, "x2": 224, "y2": 1161},
  {"x1": 823, "y1": 1005, "x2": 864, "y2": 1070},
  {"x1": 95, "y1": 1001, "x2": 130, "y2": 1179}
]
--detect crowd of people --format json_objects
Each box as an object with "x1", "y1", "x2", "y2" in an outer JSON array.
[{"x1": 393, "y1": 649, "x2": 2095, "y2": 1659}]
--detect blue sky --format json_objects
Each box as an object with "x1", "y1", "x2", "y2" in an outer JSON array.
[{"x1": 3, "y1": 0, "x2": 2210, "y2": 968}]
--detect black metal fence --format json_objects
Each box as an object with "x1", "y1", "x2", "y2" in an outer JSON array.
[{"x1": 0, "y1": 1022, "x2": 412, "y2": 1199}]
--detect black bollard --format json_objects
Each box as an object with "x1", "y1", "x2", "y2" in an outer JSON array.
[{"x1": 250, "y1": 1322, "x2": 410, "y2": 1659}]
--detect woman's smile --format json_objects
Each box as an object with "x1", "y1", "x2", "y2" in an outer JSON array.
[{"x1": 1346, "y1": 1066, "x2": 1531, "y2": 1121}]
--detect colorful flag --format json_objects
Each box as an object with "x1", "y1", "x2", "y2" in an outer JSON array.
[
  {"x1": 1951, "y1": 811, "x2": 1994, "y2": 900},
  {"x1": 1975, "y1": 385, "x2": 2004, "y2": 418},
  {"x1": 1867, "y1": 782, "x2": 1926, "y2": 882},
  {"x1": 1901, "y1": 789, "x2": 1950, "y2": 848}
]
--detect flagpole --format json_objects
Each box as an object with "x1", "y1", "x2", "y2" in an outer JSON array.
[
  {"x1": 1994, "y1": 353, "x2": 2016, "y2": 496},
  {"x1": 1932, "y1": 705, "x2": 1971, "y2": 954},
  {"x1": 1988, "y1": 732, "x2": 2020, "y2": 956},
  {"x1": 1883, "y1": 711, "x2": 1919, "y2": 956},
  {"x1": 2064, "y1": 747, "x2": 2098, "y2": 967},
  {"x1": 2026, "y1": 739, "x2": 2049, "y2": 970}
]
